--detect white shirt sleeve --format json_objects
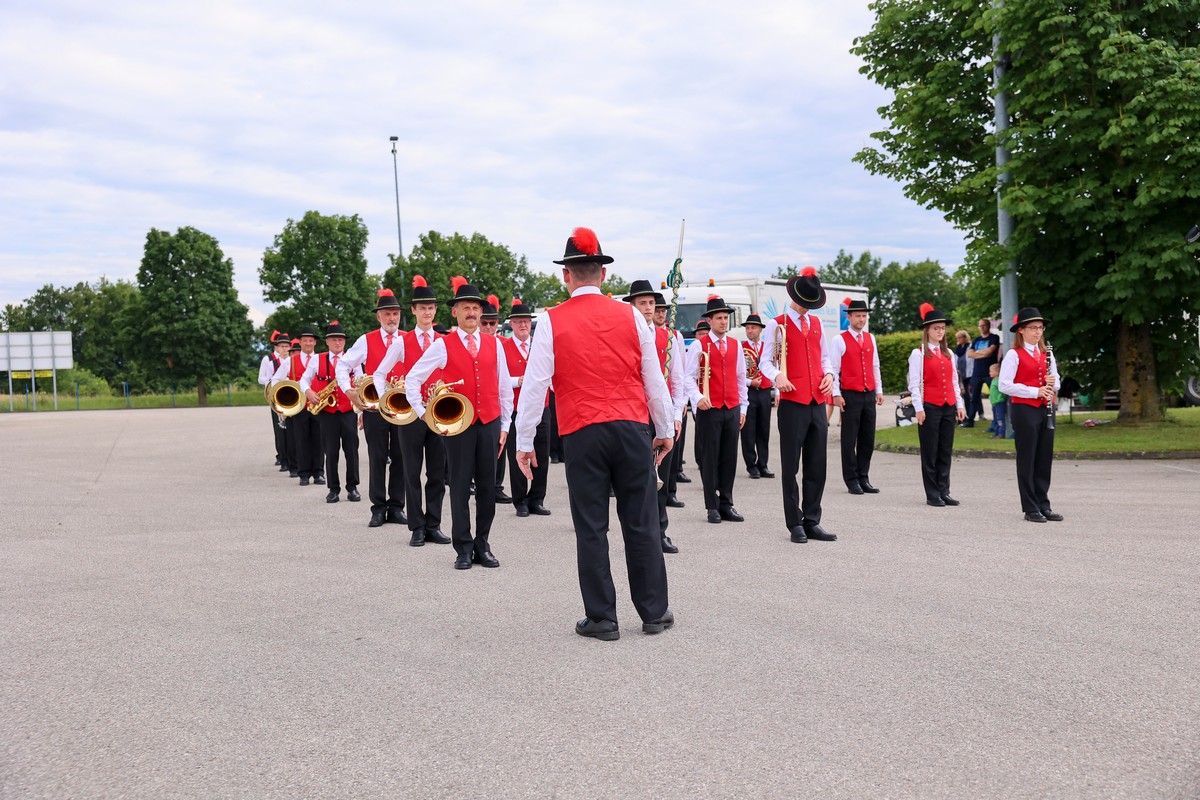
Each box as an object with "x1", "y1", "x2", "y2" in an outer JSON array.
[
  {"x1": 404, "y1": 338, "x2": 448, "y2": 419},
  {"x1": 829, "y1": 332, "x2": 846, "y2": 397},
  {"x1": 735, "y1": 337, "x2": 748, "y2": 415},
  {"x1": 270, "y1": 357, "x2": 291, "y2": 386},
  {"x1": 685, "y1": 340, "x2": 706, "y2": 406},
  {"x1": 998, "y1": 347, "x2": 1060, "y2": 398},
  {"x1": 759, "y1": 319, "x2": 780, "y2": 382},
  {"x1": 906, "y1": 349, "x2": 925, "y2": 413},
  {"x1": 872, "y1": 334, "x2": 883, "y2": 397},
  {"x1": 815, "y1": 317, "x2": 833, "y2": 378},
  {"x1": 373, "y1": 337, "x2": 406, "y2": 398},
  {"x1": 297, "y1": 355, "x2": 319, "y2": 393},
  {"x1": 515, "y1": 314, "x2": 555, "y2": 452},
  {"x1": 258, "y1": 356, "x2": 275, "y2": 386},
  {"x1": 337, "y1": 334, "x2": 369, "y2": 392},
  {"x1": 668, "y1": 332, "x2": 689, "y2": 421},
  {"x1": 496, "y1": 338, "x2": 514, "y2": 426},
  {"x1": 950, "y1": 353, "x2": 965, "y2": 411},
  {"x1": 634, "y1": 307, "x2": 674, "y2": 439}
]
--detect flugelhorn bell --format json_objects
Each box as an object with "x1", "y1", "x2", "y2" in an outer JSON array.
[
  {"x1": 379, "y1": 377, "x2": 418, "y2": 425},
  {"x1": 354, "y1": 374, "x2": 382, "y2": 412},
  {"x1": 424, "y1": 379, "x2": 474, "y2": 437},
  {"x1": 269, "y1": 379, "x2": 306, "y2": 417}
]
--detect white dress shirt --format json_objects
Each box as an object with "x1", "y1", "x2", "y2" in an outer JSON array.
[
  {"x1": 296, "y1": 351, "x2": 357, "y2": 393},
  {"x1": 257, "y1": 354, "x2": 278, "y2": 387},
  {"x1": 998, "y1": 343, "x2": 1061, "y2": 399},
  {"x1": 270, "y1": 351, "x2": 315, "y2": 385},
  {"x1": 659, "y1": 326, "x2": 695, "y2": 421},
  {"x1": 906, "y1": 344, "x2": 966, "y2": 413},
  {"x1": 514, "y1": 286, "x2": 674, "y2": 452},
  {"x1": 336, "y1": 329, "x2": 397, "y2": 392},
  {"x1": 686, "y1": 331, "x2": 749, "y2": 415},
  {"x1": 404, "y1": 327, "x2": 513, "y2": 423},
  {"x1": 829, "y1": 328, "x2": 884, "y2": 398},
  {"x1": 758, "y1": 308, "x2": 834, "y2": 383},
  {"x1": 372, "y1": 325, "x2": 439, "y2": 398},
  {"x1": 509, "y1": 335, "x2": 533, "y2": 389}
]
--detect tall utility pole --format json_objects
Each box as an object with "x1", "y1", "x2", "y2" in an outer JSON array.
[
  {"x1": 994, "y1": 5, "x2": 1019, "y2": 347},
  {"x1": 389, "y1": 135, "x2": 405, "y2": 326}
]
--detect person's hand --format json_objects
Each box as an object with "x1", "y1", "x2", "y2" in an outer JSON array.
[
  {"x1": 357, "y1": 413, "x2": 364, "y2": 431},
  {"x1": 1038, "y1": 386, "x2": 1055, "y2": 402},
  {"x1": 819, "y1": 373, "x2": 834, "y2": 396},
  {"x1": 304, "y1": 389, "x2": 319, "y2": 405},
  {"x1": 956, "y1": 407, "x2": 967, "y2": 422},
  {"x1": 497, "y1": 430, "x2": 508, "y2": 459},
  {"x1": 916, "y1": 410, "x2": 926, "y2": 425},
  {"x1": 750, "y1": 377, "x2": 762, "y2": 389},
  {"x1": 739, "y1": 414, "x2": 746, "y2": 430},
  {"x1": 698, "y1": 396, "x2": 712, "y2": 411},
  {"x1": 774, "y1": 376, "x2": 794, "y2": 394},
  {"x1": 674, "y1": 420, "x2": 682, "y2": 440},
  {"x1": 516, "y1": 449, "x2": 536, "y2": 480},
  {"x1": 652, "y1": 438, "x2": 674, "y2": 465},
  {"x1": 875, "y1": 394, "x2": 885, "y2": 406},
  {"x1": 517, "y1": 376, "x2": 524, "y2": 387},
  {"x1": 832, "y1": 396, "x2": 845, "y2": 409},
  {"x1": 346, "y1": 388, "x2": 364, "y2": 412}
]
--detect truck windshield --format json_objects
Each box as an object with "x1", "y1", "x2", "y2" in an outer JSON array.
[{"x1": 670, "y1": 303, "x2": 707, "y2": 337}]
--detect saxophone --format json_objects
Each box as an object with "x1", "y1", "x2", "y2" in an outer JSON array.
[{"x1": 306, "y1": 382, "x2": 339, "y2": 414}]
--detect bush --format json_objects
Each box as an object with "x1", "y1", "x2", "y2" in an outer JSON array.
[
  {"x1": 60, "y1": 368, "x2": 114, "y2": 397},
  {"x1": 875, "y1": 330, "x2": 923, "y2": 393}
]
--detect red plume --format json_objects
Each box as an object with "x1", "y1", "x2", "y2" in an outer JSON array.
[
  {"x1": 511, "y1": 298, "x2": 522, "y2": 307},
  {"x1": 378, "y1": 288, "x2": 394, "y2": 298},
  {"x1": 920, "y1": 302, "x2": 934, "y2": 320},
  {"x1": 271, "y1": 329, "x2": 281, "y2": 338},
  {"x1": 330, "y1": 320, "x2": 339, "y2": 326},
  {"x1": 487, "y1": 294, "x2": 500, "y2": 309},
  {"x1": 708, "y1": 294, "x2": 719, "y2": 301},
  {"x1": 290, "y1": 338, "x2": 300, "y2": 345},
  {"x1": 800, "y1": 266, "x2": 818, "y2": 277},
  {"x1": 571, "y1": 227, "x2": 600, "y2": 256},
  {"x1": 450, "y1": 275, "x2": 468, "y2": 293},
  {"x1": 842, "y1": 297, "x2": 852, "y2": 306},
  {"x1": 412, "y1": 275, "x2": 427, "y2": 288},
  {"x1": 1013, "y1": 313, "x2": 1019, "y2": 324}
]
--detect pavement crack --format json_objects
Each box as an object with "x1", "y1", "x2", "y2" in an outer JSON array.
[{"x1": 93, "y1": 419, "x2": 128, "y2": 484}]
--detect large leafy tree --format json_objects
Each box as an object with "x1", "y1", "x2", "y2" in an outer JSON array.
[
  {"x1": 774, "y1": 250, "x2": 884, "y2": 288},
  {"x1": 136, "y1": 227, "x2": 252, "y2": 405},
  {"x1": 854, "y1": 0, "x2": 1200, "y2": 419},
  {"x1": 259, "y1": 211, "x2": 378, "y2": 340},
  {"x1": 872, "y1": 259, "x2": 967, "y2": 335}
]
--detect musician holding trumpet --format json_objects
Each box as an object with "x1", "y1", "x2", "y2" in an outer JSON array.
[
  {"x1": 298, "y1": 321, "x2": 360, "y2": 504},
  {"x1": 740, "y1": 314, "x2": 774, "y2": 480},
  {"x1": 271, "y1": 326, "x2": 325, "y2": 488}
]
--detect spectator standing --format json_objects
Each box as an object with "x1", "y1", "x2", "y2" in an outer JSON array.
[{"x1": 966, "y1": 319, "x2": 1001, "y2": 425}]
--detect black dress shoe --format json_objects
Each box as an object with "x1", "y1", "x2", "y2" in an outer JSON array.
[
  {"x1": 805, "y1": 524, "x2": 837, "y2": 541},
  {"x1": 473, "y1": 550, "x2": 500, "y2": 568},
  {"x1": 469, "y1": 482, "x2": 475, "y2": 496},
  {"x1": 274, "y1": 457, "x2": 281, "y2": 466},
  {"x1": 748, "y1": 466, "x2": 761, "y2": 479},
  {"x1": 666, "y1": 494, "x2": 685, "y2": 508},
  {"x1": 425, "y1": 528, "x2": 451, "y2": 544},
  {"x1": 847, "y1": 482, "x2": 864, "y2": 495},
  {"x1": 1042, "y1": 510, "x2": 1064, "y2": 522},
  {"x1": 609, "y1": 487, "x2": 615, "y2": 498},
  {"x1": 313, "y1": 475, "x2": 326, "y2": 485},
  {"x1": 576, "y1": 617, "x2": 619, "y2": 641},
  {"x1": 289, "y1": 470, "x2": 299, "y2": 478},
  {"x1": 515, "y1": 504, "x2": 530, "y2": 517},
  {"x1": 326, "y1": 491, "x2": 339, "y2": 503},
  {"x1": 347, "y1": 489, "x2": 361, "y2": 502},
  {"x1": 529, "y1": 504, "x2": 551, "y2": 516},
  {"x1": 789, "y1": 526, "x2": 808, "y2": 543},
  {"x1": 386, "y1": 508, "x2": 408, "y2": 525},
  {"x1": 959, "y1": 420, "x2": 975, "y2": 428},
  {"x1": 495, "y1": 488, "x2": 511, "y2": 504},
  {"x1": 859, "y1": 479, "x2": 880, "y2": 494},
  {"x1": 707, "y1": 509, "x2": 722, "y2": 524},
  {"x1": 454, "y1": 552, "x2": 473, "y2": 570},
  {"x1": 1025, "y1": 511, "x2": 1048, "y2": 523},
  {"x1": 298, "y1": 477, "x2": 310, "y2": 486},
  {"x1": 757, "y1": 468, "x2": 774, "y2": 478},
  {"x1": 642, "y1": 610, "x2": 674, "y2": 634},
  {"x1": 941, "y1": 496, "x2": 961, "y2": 506},
  {"x1": 409, "y1": 528, "x2": 426, "y2": 547},
  {"x1": 278, "y1": 465, "x2": 289, "y2": 472},
  {"x1": 676, "y1": 472, "x2": 692, "y2": 483},
  {"x1": 661, "y1": 536, "x2": 678, "y2": 554},
  {"x1": 550, "y1": 455, "x2": 562, "y2": 464},
  {"x1": 368, "y1": 510, "x2": 386, "y2": 528},
  {"x1": 927, "y1": 497, "x2": 946, "y2": 507},
  {"x1": 719, "y1": 507, "x2": 745, "y2": 522}
]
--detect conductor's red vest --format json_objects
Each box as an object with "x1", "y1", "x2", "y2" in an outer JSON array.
[
  {"x1": 547, "y1": 294, "x2": 649, "y2": 436},
  {"x1": 839, "y1": 330, "x2": 876, "y2": 393},
  {"x1": 775, "y1": 314, "x2": 827, "y2": 405},
  {"x1": 1009, "y1": 347, "x2": 1049, "y2": 408},
  {"x1": 442, "y1": 331, "x2": 500, "y2": 425},
  {"x1": 921, "y1": 347, "x2": 956, "y2": 407},
  {"x1": 698, "y1": 333, "x2": 740, "y2": 410},
  {"x1": 311, "y1": 352, "x2": 353, "y2": 413},
  {"x1": 403, "y1": 328, "x2": 443, "y2": 402}
]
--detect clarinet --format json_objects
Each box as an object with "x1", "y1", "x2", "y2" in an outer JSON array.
[{"x1": 1044, "y1": 342, "x2": 1056, "y2": 430}]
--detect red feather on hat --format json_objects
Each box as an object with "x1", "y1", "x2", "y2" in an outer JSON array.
[
  {"x1": 330, "y1": 320, "x2": 338, "y2": 325},
  {"x1": 571, "y1": 227, "x2": 600, "y2": 256},
  {"x1": 708, "y1": 294, "x2": 719, "y2": 301},
  {"x1": 412, "y1": 275, "x2": 427, "y2": 288},
  {"x1": 920, "y1": 302, "x2": 934, "y2": 319},
  {"x1": 450, "y1": 276, "x2": 468, "y2": 292},
  {"x1": 1013, "y1": 313, "x2": 1019, "y2": 324},
  {"x1": 800, "y1": 266, "x2": 818, "y2": 277},
  {"x1": 271, "y1": 329, "x2": 281, "y2": 338},
  {"x1": 842, "y1": 297, "x2": 852, "y2": 306},
  {"x1": 378, "y1": 288, "x2": 394, "y2": 298},
  {"x1": 487, "y1": 294, "x2": 500, "y2": 309},
  {"x1": 511, "y1": 298, "x2": 522, "y2": 307}
]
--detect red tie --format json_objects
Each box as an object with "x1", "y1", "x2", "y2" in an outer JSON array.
[
  {"x1": 718, "y1": 337, "x2": 726, "y2": 355},
  {"x1": 467, "y1": 333, "x2": 478, "y2": 358},
  {"x1": 801, "y1": 316, "x2": 809, "y2": 335},
  {"x1": 385, "y1": 333, "x2": 393, "y2": 349},
  {"x1": 331, "y1": 354, "x2": 338, "y2": 372},
  {"x1": 422, "y1": 332, "x2": 430, "y2": 351},
  {"x1": 520, "y1": 340, "x2": 528, "y2": 358}
]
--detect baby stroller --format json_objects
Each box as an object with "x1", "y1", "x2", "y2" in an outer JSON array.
[{"x1": 895, "y1": 391, "x2": 916, "y2": 427}]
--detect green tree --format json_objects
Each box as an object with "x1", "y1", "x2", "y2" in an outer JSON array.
[
  {"x1": 854, "y1": 1, "x2": 1200, "y2": 419},
  {"x1": 260, "y1": 211, "x2": 378, "y2": 340},
  {"x1": 871, "y1": 259, "x2": 966, "y2": 335},
  {"x1": 774, "y1": 250, "x2": 883, "y2": 288},
  {"x1": 135, "y1": 226, "x2": 253, "y2": 405}
]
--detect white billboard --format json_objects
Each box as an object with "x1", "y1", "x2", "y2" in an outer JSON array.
[{"x1": 0, "y1": 331, "x2": 74, "y2": 371}]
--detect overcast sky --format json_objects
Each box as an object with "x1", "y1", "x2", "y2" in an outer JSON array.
[{"x1": 0, "y1": 1, "x2": 969, "y2": 324}]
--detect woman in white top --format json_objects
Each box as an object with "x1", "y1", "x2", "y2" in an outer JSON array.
[{"x1": 907, "y1": 304, "x2": 967, "y2": 506}]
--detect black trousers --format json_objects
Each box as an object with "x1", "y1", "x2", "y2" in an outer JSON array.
[
  {"x1": 318, "y1": 410, "x2": 359, "y2": 494},
  {"x1": 548, "y1": 392, "x2": 564, "y2": 461},
  {"x1": 693, "y1": 409, "x2": 704, "y2": 472},
  {"x1": 697, "y1": 406, "x2": 739, "y2": 511},
  {"x1": 778, "y1": 400, "x2": 827, "y2": 530},
  {"x1": 840, "y1": 390, "x2": 877, "y2": 487},
  {"x1": 361, "y1": 411, "x2": 405, "y2": 514},
  {"x1": 563, "y1": 421, "x2": 668, "y2": 625},
  {"x1": 270, "y1": 407, "x2": 288, "y2": 467},
  {"x1": 506, "y1": 408, "x2": 549, "y2": 507},
  {"x1": 495, "y1": 438, "x2": 507, "y2": 490},
  {"x1": 672, "y1": 413, "x2": 687, "y2": 483},
  {"x1": 917, "y1": 403, "x2": 957, "y2": 502},
  {"x1": 283, "y1": 414, "x2": 298, "y2": 473},
  {"x1": 741, "y1": 387, "x2": 773, "y2": 470},
  {"x1": 399, "y1": 419, "x2": 446, "y2": 531},
  {"x1": 443, "y1": 417, "x2": 500, "y2": 556},
  {"x1": 968, "y1": 372, "x2": 990, "y2": 421},
  {"x1": 290, "y1": 411, "x2": 324, "y2": 480},
  {"x1": 1011, "y1": 403, "x2": 1055, "y2": 513}
]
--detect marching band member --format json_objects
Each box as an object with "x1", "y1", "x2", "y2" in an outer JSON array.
[
  {"x1": 758, "y1": 267, "x2": 837, "y2": 544},
  {"x1": 830, "y1": 299, "x2": 884, "y2": 494},
  {"x1": 337, "y1": 289, "x2": 408, "y2": 529},
  {"x1": 740, "y1": 313, "x2": 775, "y2": 480},
  {"x1": 481, "y1": 296, "x2": 512, "y2": 505},
  {"x1": 272, "y1": 326, "x2": 324, "y2": 487},
  {"x1": 299, "y1": 321, "x2": 360, "y2": 503},
  {"x1": 907, "y1": 303, "x2": 967, "y2": 507},
  {"x1": 405, "y1": 278, "x2": 513, "y2": 570},
  {"x1": 502, "y1": 298, "x2": 551, "y2": 518},
  {"x1": 260, "y1": 330, "x2": 292, "y2": 472},
  {"x1": 654, "y1": 293, "x2": 690, "y2": 504},
  {"x1": 688, "y1": 296, "x2": 748, "y2": 524},
  {"x1": 686, "y1": 317, "x2": 711, "y2": 476},
  {"x1": 515, "y1": 227, "x2": 674, "y2": 641},
  {"x1": 372, "y1": 277, "x2": 452, "y2": 546},
  {"x1": 998, "y1": 307, "x2": 1063, "y2": 523}
]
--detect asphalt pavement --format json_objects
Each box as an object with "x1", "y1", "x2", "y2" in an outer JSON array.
[{"x1": 2, "y1": 406, "x2": 1198, "y2": 799}]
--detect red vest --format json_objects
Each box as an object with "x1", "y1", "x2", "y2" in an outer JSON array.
[
  {"x1": 839, "y1": 330, "x2": 876, "y2": 392},
  {"x1": 311, "y1": 352, "x2": 353, "y2": 413},
  {"x1": 288, "y1": 352, "x2": 315, "y2": 382},
  {"x1": 699, "y1": 334, "x2": 740, "y2": 410},
  {"x1": 503, "y1": 336, "x2": 547, "y2": 409},
  {"x1": 1010, "y1": 347, "x2": 1049, "y2": 407},
  {"x1": 546, "y1": 294, "x2": 649, "y2": 436},
  {"x1": 365, "y1": 329, "x2": 403, "y2": 379},
  {"x1": 403, "y1": 328, "x2": 443, "y2": 402},
  {"x1": 442, "y1": 331, "x2": 500, "y2": 425},
  {"x1": 921, "y1": 348, "x2": 956, "y2": 407},
  {"x1": 268, "y1": 353, "x2": 281, "y2": 370},
  {"x1": 655, "y1": 327, "x2": 688, "y2": 397},
  {"x1": 775, "y1": 314, "x2": 827, "y2": 405},
  {"x1": 742, "y1": 340, "x2": 773, "y2": 390}
]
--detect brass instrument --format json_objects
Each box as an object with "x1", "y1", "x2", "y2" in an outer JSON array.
[
  {"x1": 773, "y1": 321, "x2": 788, "y2": 382},
  {"x1": 306, "y1": 382, "x2": 339, "y2": 415},
  {"x1": 354, "y1": 374, "x2": 382, "y2": 412},
  {"x1": 424, "y1": 379, "x2": 474, "y2": 437},
  {"x1": 265, "y1": 384, "x2": 287, "y2": 428},
  {"x1": 744, "y1": 344, "x2": 760, "y2": 380},
  {"x1": 379, "y1": 377, "x2": 418, "y2": 426},
  {"x1": 698, "y1": 348, "x2": 711, "y2": 401},
  {"x1": 268, "y1": 379, "x2": 306, "y2": 418}
]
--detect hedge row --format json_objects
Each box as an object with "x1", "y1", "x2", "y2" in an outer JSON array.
[{"x1": 874, "y1": 329, "x2": 972, "y2": 393}]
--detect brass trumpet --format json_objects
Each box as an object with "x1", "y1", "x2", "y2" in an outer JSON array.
[
  {"x1": 379, "y1": 377, "x2": 418, "y2": 426},
  {"x1": 744, "y1": 345, "x2": 760, "y2": 380},
  {"x1": 353, "y1": 374, "x2": 382, "y2": 412},
  {"x1": 698, "y1": 348, "x2": 711, "y2": 401},
  {"x1": 306, "y1": 382, "x2": 339, "y2": 414},
  {"x1": 773, "y1": 322, "x2": 788, "y2": 382},
  {"x1": 269, "y1": 379, "x2": 306, "y2": 418},
  {"x1": 424, "y1": 379, "x2": 474, "y2": 437}
]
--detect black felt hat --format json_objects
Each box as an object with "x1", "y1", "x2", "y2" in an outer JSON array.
[
  {"x1": 324, "y1": 320, "x2": 346, "y2": 339},
  {"x1": 742, "y1": 314, "x2": 765, "y2": 327},
  {"x1": 694, "y1": 319, "x2": 711, "y2": 333},
  {"x1": 299, "y1": 326, "x2": 318, "y2": 339},
  {"x1": 433, "y1": 323, "x2": 450, "y2": 335},
  {"x1": 918, "y1": 303, "x2": 951, "y2": 327},
  {"x1": 843, "y1": 298, "x2": 872, "y2": 313},
  {"x1": 374, "y1": 288, "x2": 401, "y2": 310},
  {"x1": 448, "y1": 276, "x2": 483, "y2": 306},
  {"x1": 553, "y1": 227, "x2": 614, "y2": 265},
  {"x1": 271, "y1": 329, "x2": 290, "y2": 345},
  {"x1": 1010, "y1": 307, "x2": 1047, "y2": 332},
  {"x1": 702, "y1": 295, "x2": 734, "y2": 317},
  {"x1": 482, "y1": 294, "x2": 501, "y2": 319},
  {"x1": 786, "y1": 266, "x2": 827, "y2": 310},
  {"x1": 410, "y1": 275, "x2": 436, "y2": 304},
  {"x1": 508, "y1": 298, "x2": 534, "y2": 319},
  {"x1": 654, "y1": 292, "x2": 668, "y2": 309},
  {"x1": 622, "y1": 279, "x2": 657, "y2": 302},
  {"x1": 289, "y1": 338, "x2": 301, "y2": 352}
]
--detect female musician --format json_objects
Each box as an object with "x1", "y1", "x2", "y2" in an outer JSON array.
[
  {"x1": 998, "y1": 307, "x2": 1062, "y2": 523},
  {"x1": 907, "y1": 304, "x2": 966, "y2": 507}
]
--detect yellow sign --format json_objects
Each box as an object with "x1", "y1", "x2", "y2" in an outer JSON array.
[{"x1": 10, "y1": 370, "x2": 53, "y2": 379}]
